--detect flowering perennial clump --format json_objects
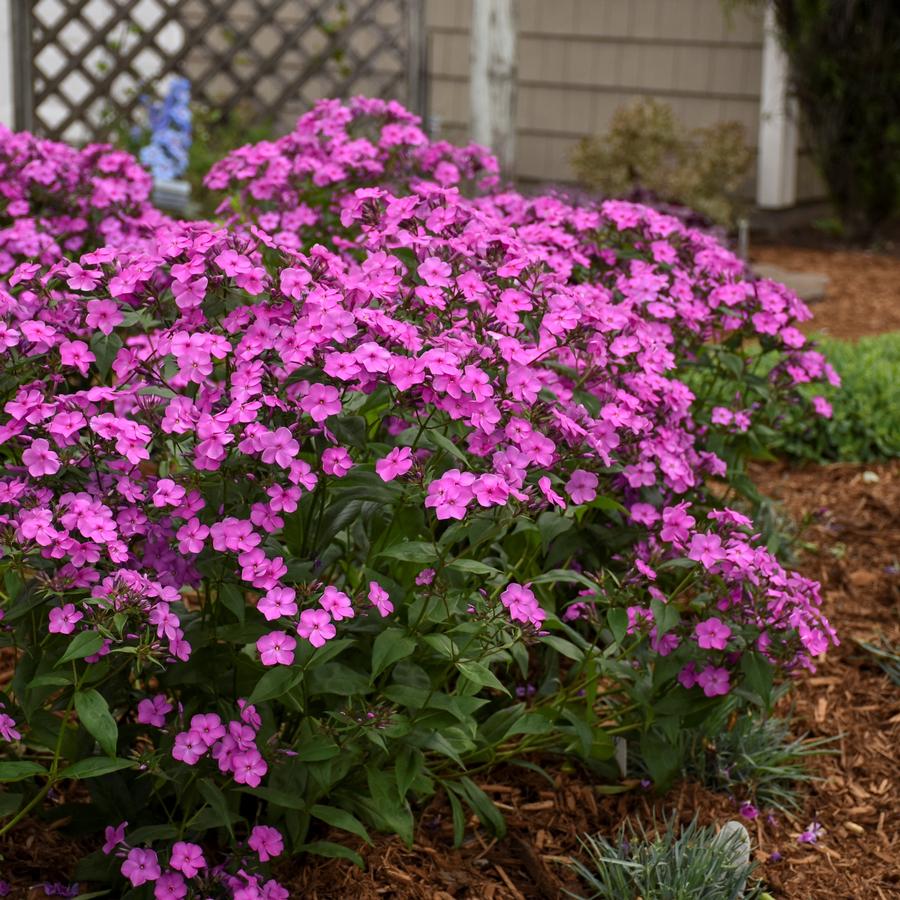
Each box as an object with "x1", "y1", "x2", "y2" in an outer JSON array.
[
  {"x1": 0, "y1": 127, "x2": 167, "y2": 278},
  {"x1": 0, "y1": 97, "x2": 837, "y2": 896}
]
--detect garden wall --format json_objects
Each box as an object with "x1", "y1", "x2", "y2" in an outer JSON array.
[{"x1": 425, "y1": 0, "x2": 824, "y2": 201}]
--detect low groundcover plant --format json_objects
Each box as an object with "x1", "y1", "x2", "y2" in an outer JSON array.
[
  {"x1": 0, "y1": 98, "x2": 836, "y2": 897},
  {"x1": 567, "y1": 814, "x2": 764, "y2": 900}
]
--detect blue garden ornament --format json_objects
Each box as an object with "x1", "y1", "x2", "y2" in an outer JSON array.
[{"x1": 141, "y1": 77, "x2": 192, "y2": 211}]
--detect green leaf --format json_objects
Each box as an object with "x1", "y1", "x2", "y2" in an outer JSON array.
[
  {"x1": 371, "y1": 628, "x2": 416, "y2": 678},
  {"x1": 426, "y1": 430, "x2": 468, "y2": 463},
  {"x1": 650, "y1": 598, "x2": 680, "y2": 636},
  {"x1": 74, "y1": 690, "x2": 118, "y2": 758},
  {"x1": 26, "y1": 673, "x2": 73, "y2": 690},
  {"x1": 607, "y1": 608, "x2": 628, "y2": 644},
  {"x1": 293, "y1": 735, "x2": 341, "y2": 762},
  {"x1": 640, "y1": 730, "x2": 682, "y2": 789},
  {"x1": 445, "y1": 785, "x2": 467, "y2": 847},
  {"x1": 90, "y1": 332, "x2": 123, "y2": 379},
  {"x1": 218, "y1": 583, "x2": 245, "y2": 623},
  {"x1": 198, "y1": 777, "x2": 236, "y2": 839},
  {"x1": 394, "y1": 746, "x2": 424, "y2": 798},
  {"x1": 363, "y1": 768, "x2": 415, "y2": 845},
  {"x1": 421, "y1": 633, "x2": 456, "y2": 659},
  {"x1": 0, "y1": 792, "x2": 22, "y2": 815},
  {"x1": 249, "y1": 666, "x2": 302, "y2": 704},
  {"x1": 240, "y1": 785, "x2": 307, "y2": 810},
  {"x1": 537, "y1": 511, "x2": 574, "y2": 551},
  {"x1": 0, "y1": 760, "x2": 47, "y2": 782},
  {"x1": 57, "y1": 631, "x2": 105, "y2": 666},
  {"x1": 59, "y1": 757, "x2": 134, "y2": 780},
  {"x1": 311, "y1": 804, "x2": 372, "y2": 844},
  {"x1": 447, "y1": 558, "x2": 500, "y2": 576},
  {"x1": 329, "y1": 416, "x2": 368, "y2": 449},
  {"x1": 541, "y1": 635, "x2": 584, "y2": 661},
  {"x1": 377, "y1": 541, "x2": 437, "y2": 564},
  {"x1": 741, "y1": 652, "x2": 774, "y2": 708},
  {"x1": 458, "y1": 777, "x2": 506, "y2": 837},
  {"x1": 423, "y1": 732, "x2": 466, "y2": 767},
  {"x1": 455, "y1": 660, "x2": 509, "y2": 695},
  {"x1": 506, "y1": 712, "x2": 554, "y2": 737},
  {"x1": 299, "y1": 841, "x2": 364, "y2": 869}
]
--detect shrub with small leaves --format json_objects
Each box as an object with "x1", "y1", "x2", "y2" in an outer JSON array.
[{"x1": 571, "y1": 98, "x2": 753, "y2": 228}]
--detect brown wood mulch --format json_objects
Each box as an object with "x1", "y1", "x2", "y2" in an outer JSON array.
[
  {"x1": 751, "y1": 245, "x2": 900, "y2": 342},
  {"x1": 1, "y1": 461, "x2": 897, "y2": 898}
]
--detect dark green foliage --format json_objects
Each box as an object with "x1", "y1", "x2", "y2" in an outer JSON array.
[
  {"x1": 774, "y1": 333, "x2": 900, "y2": 462},
  {"x1": 773, "y1": 0, "x2": 900, "y2": 238}
]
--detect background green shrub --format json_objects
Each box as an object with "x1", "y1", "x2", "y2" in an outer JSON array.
[
  {"x1": 571, "y1": 98, "x2": 753, "y2": 228},
  {"x1": 772, "y1": 0, "x2": 900, "y2": 240},
  {"x1": 774, "y1": 332, "x2": 900, "y2": 462}
]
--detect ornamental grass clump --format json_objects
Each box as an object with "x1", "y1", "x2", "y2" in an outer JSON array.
[
  {"x1": 0, "y1": 98, "x2": 837, "y2": 897},
  {"x1": 567, "y1": 815, "x2": 763, "y2": 900}
]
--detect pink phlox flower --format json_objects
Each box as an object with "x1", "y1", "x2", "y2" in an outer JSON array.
[
  {"x1": 697, "y1": 665, "x2": 730, "y2": 697},
  {"x1": 137, "y1": 695, "x2": 172, "y2": 728},
  {"x1": 22, "y1": 438, "x2": 61, "y2": 477},
  {"x1": 248, "y1": 825, "x2": 284, "y2": 862},
  {"x1": 367, "y1": 581, "x2": 393, "y2": 617},
  {"x1": 172, "y1": 730, "x2": 207, "y2": 765},
  {"x1": 232, "y1": 747, "x2": 267, "y2": 787},
  {"x1": 190, "y1": 713, "x2": 226, "y2": 748},
  {"x1": 169, "y1": 841, "x2": 206, "y2": 878},
  {"x1": 297, "y1": 608, "x2": 336, "y2": 648},
  {"x1": 121, "y1": 847, "x2": 161, "y2": 887},
  {"x1": 375, "y1": 446, "x2": 413, "y2": 482},
  {"x1": 102, "y1": 821, "x2": 128, "y2": 855},
  {"x1": 257, "y1": 586, "x2": 298, "y2": 621},
  {"x1": 538, "y1": 476, "x2": 566, "y2": 509},
  {"x1": 566, "y1": 469, "x2": 598, "y2": 505},
  {"x1": 154, "y1": 872, "x2": 187, "y2": 899},
  {"x1": 256, "y1": 630, "x2": 297, "y2": 666},
  {"x1": 694, "y1": 617, "x2": 732, "y2": 650},
  {"x1": 48, "y1": 603, "x2": 82, "y2": 635},
  {"x1": 322, "y1": 446, "x2": 353, "y2": 476}
]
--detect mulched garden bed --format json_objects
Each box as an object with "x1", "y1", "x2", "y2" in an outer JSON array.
[
  {"x1": 751, "y1": 245, "x2": 900, "y2": 341},
  {"x1": 279, "y1": 460, "x2": 900, "y2": 900},
  {"x1": 1, "y1": 463, "x2": 897, "y2": 898},
  {"x1": 5, "y1": 240, "x2": 898, "y2": 898}
]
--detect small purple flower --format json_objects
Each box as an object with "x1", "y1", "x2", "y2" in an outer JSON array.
[{"x1": 797, "y1": 821, "x2": 823, "y2": 844}]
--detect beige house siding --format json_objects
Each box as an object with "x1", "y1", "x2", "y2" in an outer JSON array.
[{"x1": 426, "y1": 0, "x2": 824, "y2": 203}]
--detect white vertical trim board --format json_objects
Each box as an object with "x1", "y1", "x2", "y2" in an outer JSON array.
[
  {"x1": 470, "y1": 0, "x2": 517, "y2": 174},
  {"x1": 0, "y1": 0, "x2": 14, "y2": 128},
  {"x1": 756, "y1": 4, "x2": 798, "y2": 208}
]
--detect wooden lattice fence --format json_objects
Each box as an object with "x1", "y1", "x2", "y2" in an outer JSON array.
[{"x1": 11, "y1": 0, "x2": 427, "y2": 142}]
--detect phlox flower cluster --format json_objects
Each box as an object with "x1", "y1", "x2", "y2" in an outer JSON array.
[
  {"x1": 204, "y1": 95, "x2": 499, "y2": 252},
  {"x1": 0, "y1": 127, "x2": 167, "y2": 277},
  {"x1": 170, "y1": 705, "x2": 266, "y2": 788},
  {"x1": 0, "y1": 97, "x2": 839, "y2": 892},
  {"x1": 103, "y1": 819, "x2": 286, "y2": 898}
]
